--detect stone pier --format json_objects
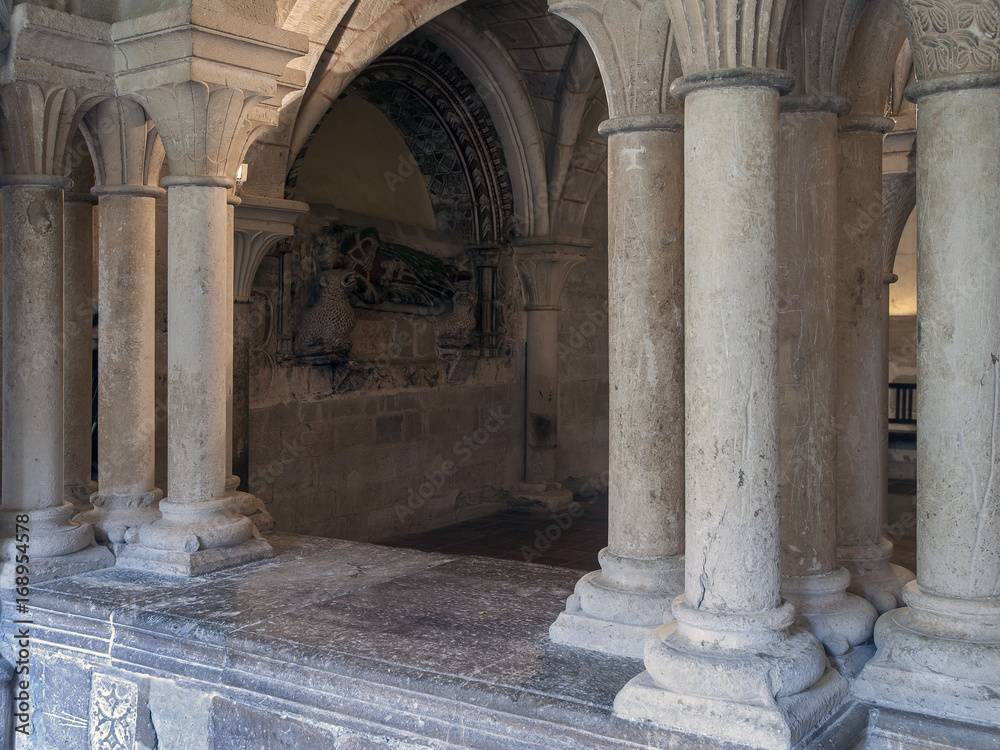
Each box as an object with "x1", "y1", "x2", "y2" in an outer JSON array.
[{"x1": 613, "y1": 60, "x2": 845, "y2": 749}]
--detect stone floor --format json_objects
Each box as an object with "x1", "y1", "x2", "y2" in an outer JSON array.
[
  {"x1": 16, "y1": 527, "x2": 992, "y2": 749},
  {"x1": 384, "y1": 486, "x2": 919, "y2": 574},
  {"x1": 18, "y1": 533, "x2": 873, "y2": 750}
]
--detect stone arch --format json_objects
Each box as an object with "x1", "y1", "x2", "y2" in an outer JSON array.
[
  {"x1": 839, "y1": 0, "x2": 909, "y2": 114},
  {"x1": 286, "y1": 32, "x2": 517, "y2": 244}
]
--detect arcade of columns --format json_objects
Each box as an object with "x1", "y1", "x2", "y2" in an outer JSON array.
[{"x1": 0, "y1": 0, "x2": 996, "y2": 748}]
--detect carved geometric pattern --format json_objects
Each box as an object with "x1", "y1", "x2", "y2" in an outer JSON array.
[
  {"x1": 899, "y1": 0, "x2": 1000, "y2": 78},
  {"x1": 287, "y1": 37, "x2": 513, "y2": 244},
  {"x1": 351, "y1": 38, "x2": 514, "y2": 243},
  {"x1": 88, "y1": 673, "x2": 138, "y2": 750}
]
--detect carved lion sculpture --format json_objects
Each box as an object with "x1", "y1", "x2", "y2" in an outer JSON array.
[{"x1": 294, "y1": 268, "x2": 358, "y2": 359}]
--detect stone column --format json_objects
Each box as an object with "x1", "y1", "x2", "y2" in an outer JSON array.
[
  {"x1": 854, "y1": 5, "x2": 1000, "y2": 721},
  {"x1": 74, "y1": 98, "x2": 165, "y2": 551},
  {"x1": 111, "y1": 12, "x2": 308, "y2": 575},
  {"x1": 834, "y1": 115, "x2": 915, "y2": 611},
  {"x1": 512, "y1": 238, "x2": 587, "y2": 512},
  {"x1": 613, "y1": 63, "x2": 844, "y2": 746},
  {"x1": 62, "y1": 192, "x2": 98, "y2": 510},
  {"x1": 776, "y1": 97, "x2": 877, "y2": 677},
  {"x1": 549, "y1": 114, "x2": 685, "y2": 659},
  {"x1": 0, "y1": 81, "x2": 114, "y2": 587}
]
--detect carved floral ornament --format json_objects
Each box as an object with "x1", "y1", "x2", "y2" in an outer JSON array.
[{"x1": 899, "y1": 0, "x2": 1000, "y2": 77}]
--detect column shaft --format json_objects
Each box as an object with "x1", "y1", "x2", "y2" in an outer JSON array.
[
  {"x1": 835, "y1": 117, "x2": 913, "y2": 612},
  {"x1": 524, "y1": 308, "x2": 559, "y2": 484},
  {"x1": 916, "y1": 88, "x2": 1000, "y2": 599},
  {"x1": 63, "y1": 195, "x2": 97, "y2": 508},
  {"x1": 606, "y1": 127, "x2": 684, "y2": 562},
  {"x1": 854, "y1": 81, "x2": 1000, "y2": 729},
  {"x1": 777, "y1": 104, "x2": 877, "y2": 673},
  {"x1": 0, "y1": 181, "x2": 111, "y2": 581},
  {"x1": 75, "y1": 189, "x2": 164, "y2": 547},
  {"x1": 168, "y1": 184, "x2": 230, "y2": 503},
  {"x1": 550, "y1": 120, "x2": 685, "y2": 659},
  {"x1": 4, "y1": 185, "x2": 67, "y2": 513},
  {"x1": 682, "y1": 85, "x2": 781, "y2": 613},
  {"x1": 233, "y1": 301, "x2": 252, "y2": 490}
]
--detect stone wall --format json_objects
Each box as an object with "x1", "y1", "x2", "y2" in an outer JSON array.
[{"x1": 244, "y1": 205, "x2": 609, "y2": 542}]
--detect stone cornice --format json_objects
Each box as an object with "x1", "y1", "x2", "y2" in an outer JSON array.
[{"x1": 548, "y1": 0, "x2": 683, "y2": 119}]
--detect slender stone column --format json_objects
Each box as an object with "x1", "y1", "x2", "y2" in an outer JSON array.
[
  {"x1": 0, "y1": 79, "x2": 115, "y2": 585},
  {"x1": 63, "y1": 192, "x2": 98, "y2": 510},
  {"x1": 74, "y1": 98, "x2": 165, "y2": 551},
  {"x1": 776, "y1": 97, "x2": 877, "y2": 677},
  {"x1": 0, "y1": 178, "x2": 112, "y2": 587},
  {"x1": 549, "y1": 114, "x2": 685, "y2": 659},
  {"x1": 76, "y1": 186, "x2": 165, "y2": 548},
  {"x1": 614, "y1": 69, "x2": 845, "y2": 750},
  {"x1": 854, "y1": 66, "x2": 1000, "y2": 725},
  {"x1": 118, "y1": 176, "x2": 270, "y2": 575},
  {"x1": 512, "y1": 238, "x2": 588, "y2": 512},
  {"x1": 111, "y1": 12, "x2": 308, "y2": 574},
  {"x1": 834, "y1": 115, "x2": 914, "y2": 612}
]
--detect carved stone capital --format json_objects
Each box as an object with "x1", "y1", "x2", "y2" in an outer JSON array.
[
  {"x1": 113, "y1": 9, "x2": 308, "y2": 179},
  {"x1": 782, "y1": 0, "x2": 868, "y2": 96},
  {"x1": 233, "y1": 194, "x2": 308, "y2": 302},
  {"x1": 664, "y1": 0, "x2": 796, "y2": 74},
  {"x1": 548, "y1": 0, "x2": 683, "y2": 119},
  {"x1": 897, "y1": 0, "x2": 1000, "y2": 81},
  {"x1": 82, "y1": 97, "x2": 165, "y2": 188},
  {"x1": 512, "y1": 237, "x2": 592, "y2": 310}
]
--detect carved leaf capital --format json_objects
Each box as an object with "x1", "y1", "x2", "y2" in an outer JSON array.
[
  {"x1": 549, "y1": 0, "x2": 683, "y2": 117},
  {"x1": 898, "y1": 0, "x2": 1000, "y2": 77},
  {"x1": 0, "y1": 81, "x2": 101, "y2": 178},
  {"x1": 82, "y1": 97, "x2": 163, "y2": 188},
  {"x1": 130, "y1": 81, "x2": 265, "y2": 180}
]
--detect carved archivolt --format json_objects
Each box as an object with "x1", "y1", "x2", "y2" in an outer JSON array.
[{"x1": 898, "y1": 0, "x2": 1000, "y2": 78}]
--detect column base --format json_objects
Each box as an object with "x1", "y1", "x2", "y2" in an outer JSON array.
[
  {"x1": 511, "y1": 483, "x2": 574, "y2": 512},
  {"x1": 781, "y1": 567, "x2": 878, "y2": 676},
  {"x1": 74, "y1": 488, "x2": 163, "y2": 553},
  {"x1": 116, "y1": 536, "x2": 271, "y2": 577},
  {"x1": 614, "y1": 597, "x2": 847, "y2": 749},
  {"x1": 615, "y1": 666, "x2": 846, "y2": 750},
  {"x1": 226, "y1": 476, "x2": 274, "y2": 533},
  {"x1": 549, "y1": 548, "x2": 683, "y2": 659},
  {"x1": 0, "y1": 503, "x2": 97, "y2": 559},
  {"x1": 853, "y1": 581, "x2": 1000, "y2": 728},
  {"x1": 116, "y1": 496, "x2": 271, "y2": 576},
  {"x1": 838, "y1": 539, "x2": 915, "y2": 613},
  {"x1": 0, "y1": 543, "x2": 113, "y2": 589},
  {"x1": 63, "y1": 480, "x2": 97, "y2": 511}
]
